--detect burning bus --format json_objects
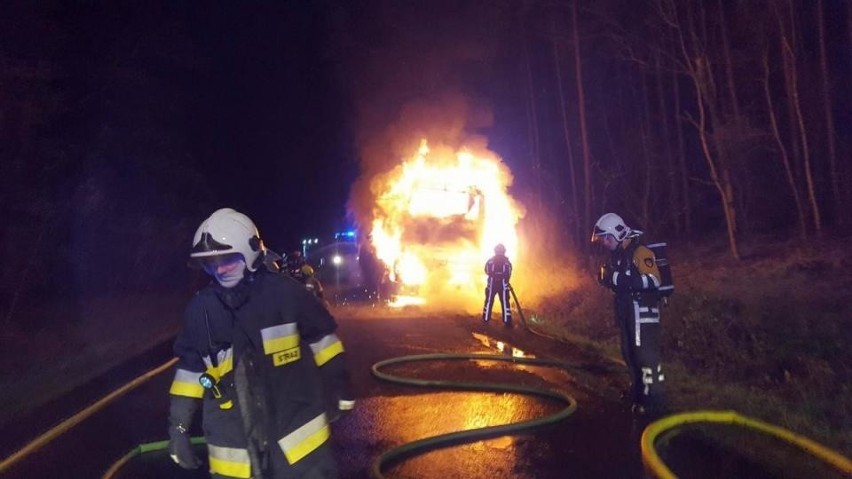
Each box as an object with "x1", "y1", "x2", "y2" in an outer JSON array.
[{"x1": 367, "y1": 139, "x2": 523, "y2": 309}]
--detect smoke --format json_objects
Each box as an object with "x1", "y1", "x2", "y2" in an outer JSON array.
[
  {"x1": 333, "y1": 1, "x2": 581, "y2": 313},
  {"x1": 511, "y1": 207, "x2": 585, "y2": 310},
  {"x1": 346, "y1": 92, "x2": 493, "y2": 231}
]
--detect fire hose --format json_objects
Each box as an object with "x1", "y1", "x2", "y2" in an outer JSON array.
[
  {"x1": 641, "y1": 410, "x2": 852, "y2": 478},
  {"x1": 507, "y1": 283, "x2": 526, "y2": 328},
  {"x1": 4, "y1": 349, "x2": 848, "y2": 477},
  {"x1": 370, "y1": 352, "x2": 579, "y2": 479}
]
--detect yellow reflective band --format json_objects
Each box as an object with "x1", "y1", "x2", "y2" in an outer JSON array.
[
  {"x1": 312, "y1": 340, "x2": 344, "y2": 367},
  {"x1": 208, "y1": 444, "x2": 251, "y2": 478},
  {"x1": 169, "y1": 369, "x2": 205, "y2": 398},
  {"x1": 203, "y1": 347, "x2": 234, "y2": 378},
  {"x1": 263, "y1": 334, "x2": 300, "y2": 355},
  {"x1": 261, "y1": 323, "x2": 299, "y2": 354},
  {"x1": 278, "y1": 414, "x2": 330, "y2": 465},
  {"x1": 169, "y1": 381, "x2": 205, "y2": 398}
]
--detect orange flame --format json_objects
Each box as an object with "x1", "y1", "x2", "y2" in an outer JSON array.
[{"x1": 369, "y1": 139, "x2": 523, "y2": 310}]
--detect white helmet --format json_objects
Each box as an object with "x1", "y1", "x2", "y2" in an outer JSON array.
[
  {"x1": 190, "y1": 208, "x2": 264, "y2": 272},
  {"x1": 591, "y1": 213, "x2": 631, "y2": 242}
]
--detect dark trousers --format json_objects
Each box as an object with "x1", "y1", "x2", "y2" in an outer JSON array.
[
  {"x1": 616, "y1": 297, "x2": 665, "y2": 410},
  {"x1": 482, "y1": 278, "x2": 512, "y2": 323}
]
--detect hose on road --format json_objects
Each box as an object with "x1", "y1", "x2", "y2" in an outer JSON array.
[
  {"x1": 101, "y1": 437, "x2": 206, "y2": 478},
  {"x1": 641, "y1": 410, "x2": 852, "y2": 478},
  {"x1": 0, "y1": 357, "x2": 179, "y2": 476},
  {"x1": 370, "y1": 352, "x2": 579, "y2": 479}
]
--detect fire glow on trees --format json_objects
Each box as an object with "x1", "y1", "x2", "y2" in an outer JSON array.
[{"x1": 369, "y1": 139, "x2": 523, "y2": 309}]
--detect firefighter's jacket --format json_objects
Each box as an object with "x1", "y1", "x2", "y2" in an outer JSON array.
[
  {"x1": 484, "y1": 255, "x2": 512, "y2": 282},
  {"x1": 169, "y1": 269, "x2": 352, "y2": 478},
  {"x1": 599, "y1": 235, "x2": 662, "y2": 324}
]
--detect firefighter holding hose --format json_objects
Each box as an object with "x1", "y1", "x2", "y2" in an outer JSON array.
[{"x1": 482, "y1": 243, "x2": 513, "y2": 326}]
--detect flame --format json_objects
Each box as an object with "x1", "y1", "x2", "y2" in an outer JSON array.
[{"x1": 369, "y1": 139, "x2": 523, "y2": 310}]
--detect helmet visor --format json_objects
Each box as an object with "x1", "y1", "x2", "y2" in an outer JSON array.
[
  {"x1": 591, "y1": 227, "x2": 611, "y2": 242},
  {"x1": 197, "y1": 253, "x2": 244, "y2": 275}
]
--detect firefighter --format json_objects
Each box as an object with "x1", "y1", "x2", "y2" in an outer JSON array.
[
  {"x1": 301, "y1": 264, "x2": 324, "y2": 300},
  {"x1": 167, "y1": 208, "x2": 355, "y2": 478},
  {"x1": 482, "y1": 243, "x2": 513, "y2": 326},
  {"x1": 286, "y1": 250, "x2": 307, "y2": 282},
  {"x1": 592, "y1": 212, "x2": 665, "y2": 416},
  {"x1": 358, "y1": 237, "x2": 382, "y2": 301}
]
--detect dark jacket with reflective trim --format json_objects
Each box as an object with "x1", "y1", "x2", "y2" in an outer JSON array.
[
  {"x1": 598, "y1": 236, "x2": 662, "y2": 322},
  {"x1": 171, "y1": 269, "x2": 350, "y2": 474},
  {"x1": 484, "y1": 255, "x2": 512, "y2": 282}
]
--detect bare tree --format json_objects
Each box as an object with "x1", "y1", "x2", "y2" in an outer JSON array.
[
  {"x1": 518, "y1": 2, "x2": 544, "y2": 217},
  {"x1": 658, "y1": 0, "x2": 740, "y2": 259},
  {"x1": 550, "y1": 17, "x2": 581, "y2": 246},
  {"x1": 654, "y1": 52, "x2": 679, "y2": 236},
  {"x1": 763, "y1": 49, "x2": 807, "y2": 241},
  {"x1": 572, "y1": 0, "x2": 593, "y2": 245},
  {"x1": 671, "y1": 65, "x2": 692, "y2": 237},
  {"x1": 776, "y1": 0, "x2": 821, "y2": 235},
  {"x1": 817, "y1": 0, "x2": 840, "y2": 227}
]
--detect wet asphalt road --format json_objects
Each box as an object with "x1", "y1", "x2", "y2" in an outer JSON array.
[{"x1": 1, "y1": 307, "x2": 650, "y2": 479}]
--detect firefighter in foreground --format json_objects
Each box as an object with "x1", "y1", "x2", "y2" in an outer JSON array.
[
  {"x1": 167, "y1": 208, "x2": 354, "y2": 478},
  {"x1": 592, "y1": 213, "x2": 665, "y2": 415},
  {"x1": 482, "y1": 243, "x2": 513, "y2": 326}
]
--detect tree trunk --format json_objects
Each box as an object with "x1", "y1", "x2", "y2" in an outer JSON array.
[
  {"x1": 763, "y1": 50, "x2": 808, "y2": 241},
  {"x1": 666, "y1": 0, "x2": 740, "y2": 258},
  {"x1": 695, "y1": 60, "x2": 740, "y2": 260},
  {"x1": 519, "y1": 7, "x2": 543, "y2": 216},
  {"x1": 655, "y1": 52, "x2": 678, "y2": 236},
  {"x1": 572, "y1": 0, "x2": 592, "y2": 244},
  {"x1": 639, "y1": 67, "x2": 653, "y2": 229},
  {"x1": 817, "y1": 0, "x2": 840, "y2": 227},
  {"x1": 780, "y1": 0, "x2": 821, "y2": 235},
  {"x1": 551, "y1": 31, "x2": 581, "y2": 247},
  {"x1": 718, "y1": 0, "x2": 741, "y2": 119},
  {"x1": 672, "y1": 66, "x2": 691, "y2": 237}
]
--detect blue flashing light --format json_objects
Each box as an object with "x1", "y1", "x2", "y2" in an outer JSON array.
[{"x1": 334, "y1": 230, "x2": 357, "y2": 240}]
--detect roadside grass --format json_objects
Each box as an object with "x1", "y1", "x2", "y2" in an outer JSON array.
[{"x1": 528, "y1": 236, "x2": 852, "y2": 459}]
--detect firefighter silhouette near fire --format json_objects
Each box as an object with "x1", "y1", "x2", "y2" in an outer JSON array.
[{"x1": 482, "y1": 243, "x2": 514, "y2": 326}]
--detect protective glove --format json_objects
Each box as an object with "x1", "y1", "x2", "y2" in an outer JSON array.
[
  {"x1": 328, "y1": 397, "x2": 356, "y2": 424},
  {"x1": 325, "y1": 367, "x2": 355, "y2": 423},
  {"x1": 168, "y1": 424, "x2": 201, "y2": 469},
  {"x1": 167, "y1": 395, "x2": 201, "y2": 469}
]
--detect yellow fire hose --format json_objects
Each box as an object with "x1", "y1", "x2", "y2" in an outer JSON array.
[
  {"x1": 0, "y1": 357, "x2": 179, "y2": 476},
  {"x1": 641, "y1": 410, "x2": 852, "y2": 478}
]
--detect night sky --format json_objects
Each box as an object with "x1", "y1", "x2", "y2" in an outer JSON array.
[{"x1": 2, "y1": 0, "x2": 851, "y2": 305}]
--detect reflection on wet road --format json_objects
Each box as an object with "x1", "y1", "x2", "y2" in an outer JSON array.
[{"x1": 472, "y1": 331, "x2": 533, "y2": 358}]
